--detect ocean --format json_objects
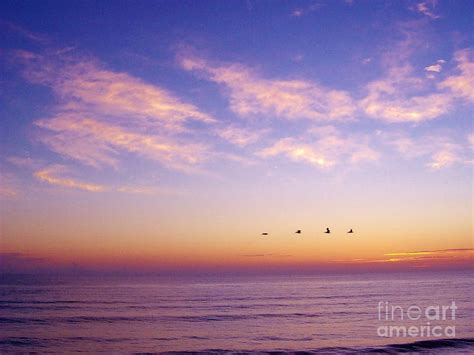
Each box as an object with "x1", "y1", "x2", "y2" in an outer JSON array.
[{"x1": 0, "y1": 270, "x2": 473, "y2": 353}]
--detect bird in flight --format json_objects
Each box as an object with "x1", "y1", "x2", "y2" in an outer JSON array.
[
  {"x1": 261, "y1": 232, "x2": 269, "y2": 236},
  {"x1": 325, "y1": 228, "x2": 331, "y2": 234},
  {"x1": 295, "y1": 230, "x2": 301, "y2": 234},
  {"x1": 347, "y1": 229, "x2": 354, "y2": 234}
]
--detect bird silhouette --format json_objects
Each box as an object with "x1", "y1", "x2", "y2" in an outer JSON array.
[
  {"x1": 261, "y1": 232, "x2": 269, "y2": 236},
  {"x1": 325, "y1": 228, "x2": 331, "y2": 234},
  {"x1": 347, "y1": 229, "x2": 353, "y2": 234},
  {"x1": 295, "y1": 230, "x2": 301, "y2": 234}
]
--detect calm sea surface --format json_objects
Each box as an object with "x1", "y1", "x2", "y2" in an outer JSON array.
[{"x1": 0, "y1": 270, "x2": 473, "y2": 353}]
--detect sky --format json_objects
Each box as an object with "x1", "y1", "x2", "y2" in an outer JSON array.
[{"x1": 0, "y1": 0, "x2": 473, "y2": 274}]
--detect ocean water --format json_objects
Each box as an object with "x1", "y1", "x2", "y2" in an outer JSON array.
[{"x1": 0, "y1": 270, "x2": 473, "y2": 353}]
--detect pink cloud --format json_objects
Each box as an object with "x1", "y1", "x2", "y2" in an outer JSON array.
[
  {"x1": 439, "y1": 49, "x2": 474, "y2": 102},
  {"x1": 19, "y1": 53, "x2": 214, "y2": 131},
  {"x1": 380, "y1": 131, "x2": 466, "y2": 169},
  {"x1": 290, "y1": 3, "x2": 322, "y2": 18},
  {"x1": 0, "y1": 171, "x2": 19, "y2": 198},
  {"x1": 427, "y1": 147, "x2": 461, "y2": 169},
  {"x1": 33, "y1": 164, "x2": 181, "y2": 194},
  {"x1": 258, "y1": 126, "x2": 379, "y2": 169},
  {"x1": 424, "y1": 59, "x2": 445, "y2": 73},
  {"x1": 0, "y1": 20, "x2": 49, "y2": 44},
  {"x1": 360, "y1": 65, "x2": 453, "y2": 122},
  {"x1": 259, "y1": 137, "x2": 335, "y2": 168},
  {"x1": 116, "y1": 185, "x2": 182, "y2": 196},
  {"x1": 360, "y1": 25, "x2": 471, "y2": 123},
  {"x1": 412, "y1": 0, "x2": 441, "y2": 19},
  {"x1": 34, "y1": 165, "x2": 105, "y2": 192},
  {"x1": 36, "y1": 115, "x2": 210, "y2": 171},
  {"x1": 468, "y1": 133, "x2": 474, "y2": 147},
  {"x1": 216, "y1": 125, "x2": 266, "y2": 147},
  {"x1": 0, "y1": 187, "x2": 17, "y2": 197},
  {"x1": 15, "y1": 51, "x2": 215, "y2": 172},
  {"x1": 179, "y1": 55, "x2": 356, "y2": 121}
]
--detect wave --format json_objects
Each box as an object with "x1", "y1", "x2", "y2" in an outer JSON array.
[
  {"x1": 1, "y1": 336, "x2": 472, "y2": 352},
  {"x1": 0, "y1": 312, "x2": 323, "y2": 325},
  {"x1": 375, "y1": 338, "x2": 474, "y2": 353},
  {"x1": 0, "y1": 317, "x2": 48, "y2": 325},
  {"x1": 0, "y1": 337, "x2": 46, "y2": 348},
  {"x1": 253, "y1": 336, "x2": 314, "y2": 342},
  {"x1": 167, "y1": 338, "x2": 474, "y2": 354}
]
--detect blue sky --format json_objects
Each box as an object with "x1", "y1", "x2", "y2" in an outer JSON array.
[{"x1": 0, "y1": 0, "x2": 473, "y2": 272}]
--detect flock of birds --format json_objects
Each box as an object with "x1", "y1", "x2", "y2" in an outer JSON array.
[{"x1": 261, "y1": 228, "x2": 353, "y2": 236}]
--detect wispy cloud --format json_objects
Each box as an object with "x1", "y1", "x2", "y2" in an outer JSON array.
[
  {"x1": 34, "y1": 164, "x2": 182, "y2": 195},
  {"x1": 439, "y1": 49, "x2": 474, "y2": 102},
  {"x1": 15, "y1": 51, "x2": 215, "y2": 172},
  {"x1": 258, "y1": 126, "x2": 379, "y2": 169},
  {"x1": 360, "y1": 20, "x2": 472, "y2": 124},
  {"x1": 411, "y1": 0, "x2": 441, "y2": 19},
  {"x1": 0, "y1": 171, "x2": 19, "y2": 198},
  {"x1": 361, "y1": 43, "x2": 474, "y2": 123},
  {"x1": 0, "y1": 184, "x2": 17, "y2": 198},
  {"x1": 424, "y1": 59, "x2": 445, "y2": 74},
  {"x1": 116, "y1": 186, "x2": 157, "y2": 195},
  {"x1": 379, "y1": 131, "x2": 466, "y2": 169},
  {"x1": 385, "y1": 248, "x2": 474, "y2": 256},
  {"x1": 241, "y1": 253, "x2": 293, "y2": 258},
  {"x1": 0, "y1": 187, "x2": 17, "y2": 198},
  {"x1": 468, "y1": 133, "x2": 474, "y2": 148},
  {"x1": 259, "y1": 138, "x2": 334, "y2": 168},
  {"x1": 36, "y1": 115, "x2": 210, "y2": 171},
  {"x1": 0, "y1": 20, "x2": 49, "y2": 44},
  {"x1": 291, "y1": 2, "x2": 323, "y2": 18},
  {"x1": 35, "y1": 165, "x2": 105, "y2": 192},
  {"x1": 18, "y1": 51, "x2": 214, "y2": 130},
  {"x1": 426, "y1": 144, "x2": 463, "y2": 169},
  {"x1": 179, "y1": 54, "x2": 356, "y2": 121},
  {"x1": 335, "y1": 248, "x2": 473, "y2": 266},
  {"x1": 116, "y1": 185, "x2": 181, "y2": 196},
  {"x1": 216, "y1": 125, "x2": 266, "y2": 147},
  {"x1": 360, "y1": 65, "x2": 453, "y2": 122},
  {"x1": 180, "y1": 45, "x2": 473, "y2": 126},
  {"x1": 7, "y1": 156, "x2": 43, "y2": 169}
]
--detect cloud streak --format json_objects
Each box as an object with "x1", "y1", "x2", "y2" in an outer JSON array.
[
  {"x1": 179, "y1": 55, "x2": 356, "y2": 121},
  {"x1": 291, "y1": 3, "x2": 322, "y2": 18},
  {"x1": 360, "y1": 24, "x2": 473, "y2": 123},
  {"x1": 412, "y1": 0, "x2": 441, "y2": 19},
  {"x1": 439, "y1": 49, "x2": 474, "y2": 102},
  {"x1": 16, "y1": 51, "x2": 215, "y2": 172},
  {"x1": 216, "y1": 125, "x2": 266, "y2": 147},
  {"x1": 360, "y1": 65, "x2": 453, "y2": 123},
  {"x1": 34, "y1": 164, "x2": 180, "y2": 195},
  {"x1": 36, "y1": 115, "x2": 210, "y2": 171},
  {"x1": 385, "y1": 248, "x2": 474, "y2": 256},
  {"x1": 180, "y1": 45, "x2": 473, "y2": 126},
  {"x1": 425, "y1": 59, "x2": 445, "y2": 74},
  {"x1": 0, "y1": 171, "x2": 19, "y2": 198},
  {"x1": 380, "y1": 131, "x2": 467, "y2": 170},
  {"x1": 259, "y1": 126, "x2": 379, "y2": 169},
  {"x1": 335, "y1": 248, "x2": 473, "y2": 267},
  {"x1": 241, "y1": 253, "x2": 293, "y2": 258},
  {"x1": 19, "y1": 52, "x2": 214, "y2": 130},
  {"x1": 0, "y1": 20, "x2": 49, "y2": 44},
  {"x1": 34, "y1": 165, "x2": 105, "y2": 192}
]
